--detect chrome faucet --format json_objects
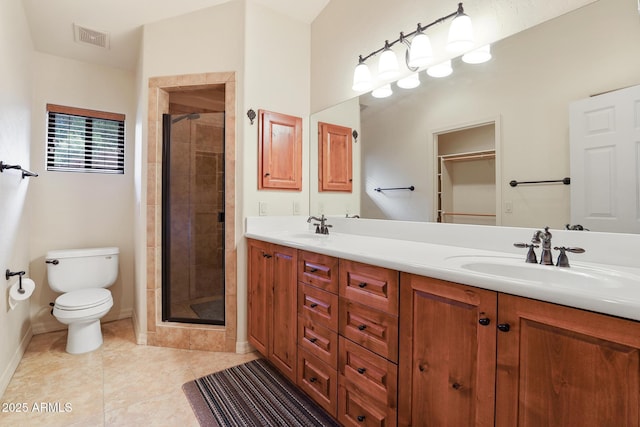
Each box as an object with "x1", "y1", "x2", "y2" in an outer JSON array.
[
  {"x1": 307, "y1": 214, "x2": 332, "y2": 234},
  {"x1": 531, "y1": 226, "x2": 554, "y2": 265}
]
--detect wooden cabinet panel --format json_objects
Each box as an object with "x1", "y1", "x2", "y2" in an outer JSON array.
[
  {"x1": 298, "y1": 250, "x2": 339, "y2": 292},
  {"x1": 339, "y1": 337, "x2": 398, "y2": 413},
  {"x1": 399, "y1": 273, "x2": 497, "y2": 427},
  {"x1": 269, "y1": 245, "x2": 298, "y2": 382},
  {"x1": 338, "y1": 381, "x2": 389, "y2": 427},
  {"x1": 258, "y1": 110, "x2": 302, "y2": 190},
  {"x1": 298, "y1": 283, "x2": 339, "y2": 332},
  {"x1": 247, "y1": 240, "x2": 297, "y2": 383},
  {"x1": 340, "y1": 299, "x2": 398, "y2": 363},
  {"x1": 247, "y1": 239, "x2": 271, "y2": 356},
  {"x1": 298, "y1": 348, "x2": 338, "y2": 417},
  {"x1": 298, "y1": 316, "x2": 338, "y2": 368},
  {"x1": 340, "y1": 259, "x2": 399, "y2": 315},
  {"x1": 318, "y1": 122, "x2": 353, "y2": 192},
  {"x1": 496, "y1": 293, "x2": 640, "y2": 427}
]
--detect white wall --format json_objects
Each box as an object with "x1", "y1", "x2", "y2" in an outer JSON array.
[
  {"x1": 310, "y1": 0, "x2": 597, "y2": 112},
  {"x1": 0, "y1": 0, "x2": 33, "y2": 398},
  {"x1": 28, "y1": 53, "x2": 137, "y2": 334}
]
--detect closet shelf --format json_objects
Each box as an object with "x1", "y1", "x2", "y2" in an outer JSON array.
[
  {"x1": 439, "y1": 149, "x2": 495, "y2": 162},
  {"x1": 440, "y1": 211, "x2": 496, "y2": 217}
]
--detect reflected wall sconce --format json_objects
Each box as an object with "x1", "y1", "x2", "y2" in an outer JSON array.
[
  {"x1": 352, "y1": 2, "x2": 489, "y2": 95},
  {"x1": 246, "y1": 108, "x2": 256, "y2": 125},
  {"x1": 352, "y1": 129, "x2": 359, "y2": 143}
]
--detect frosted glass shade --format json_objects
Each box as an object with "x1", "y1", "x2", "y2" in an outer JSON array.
[
  {"x1": 372, "y1": 84, "x2": 393, "y2": 98},
  {"x1": 427, "y1": 60, "x2": 453, "y2": 78},
  {"x1": 447, "y1": 13, "x2": 474, "y2": 53},
  {"x1": 378, "y1": 48, "x2": 400, "y2": 80},
  {"x1": 352, "y1": 62, "x2": 373, "y2": 92},
  {"x1": 397, "y1": 73, "x2": 420, "y2": 89},
  {"x1": 408, "y1": 32, "x2": 433, "y2": 68},
  {"x1": 462, "y1": 44, "x2": 492, "y2": 64}
]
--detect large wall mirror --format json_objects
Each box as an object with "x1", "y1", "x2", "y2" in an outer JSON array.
[{"x1": 309, "y1": 0, "x2": 640, "y2": 233}]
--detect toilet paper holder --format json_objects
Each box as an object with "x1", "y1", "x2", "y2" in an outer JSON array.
[{"x1": 6, "y1": 270, "x2": 26, "y2": 294}]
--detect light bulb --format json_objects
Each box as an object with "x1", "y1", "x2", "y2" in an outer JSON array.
[
  {"x1": 352, "y1": 62, "x2": 373, "y2": 92},
  {"x1": 462, "y1": 44, "x2": 492, "y2": 64},
  {"x1": 378, "y1": 47, "x2": 400, "y2": 80},
  {"x1": 408, "y1": 32, "x2": 433, "y2": 68},
  {"x1": 372, "y1": 84, "x2": 393, "y2": 98},
  {"x1": 397, "y1": 73, "x2": 420, "y2": 89}
]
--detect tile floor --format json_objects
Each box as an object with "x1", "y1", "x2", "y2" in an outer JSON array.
[{"x1": 0, "y1": 318, "x2": 259, "y2": 426}]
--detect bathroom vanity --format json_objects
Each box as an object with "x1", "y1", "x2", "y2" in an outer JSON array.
[{"x1": 246, "y1": 216, "x2": 640, "y2": 426}]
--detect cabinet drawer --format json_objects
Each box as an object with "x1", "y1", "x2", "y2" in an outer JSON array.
[
  {"x1": 298, "y1": 251, "x2": 339, "y2": 293},
  {"x1": 298, "y1": 316, "x2": 338, "y2": 368},
  {"x1": 338, "y1": 337, "x2": 397, "y2": 408},
  {"x1": 340, "y1": 259, "x2": 398, "y2": 315},
  {"x1": 297, "y1": 348, "x2": 337, "y2": 417},
  {"x1": 339, "y1": 299, "x2": 398, "y2": 363},
  {"x1": 338, "y1": 380, "x2": 392, "y2": 427},
  {"x1": 298, "y1": 283, "x2": 339, "y2": 331}
]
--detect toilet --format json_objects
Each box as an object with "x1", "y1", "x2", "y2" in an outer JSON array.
[{"x1": 45, "y1": 247, "x2": 119, "y2": 354}]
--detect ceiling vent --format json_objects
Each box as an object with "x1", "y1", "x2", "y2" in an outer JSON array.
[{"x1": 74, "y1": 24, "x2": 110, "y2": 49}]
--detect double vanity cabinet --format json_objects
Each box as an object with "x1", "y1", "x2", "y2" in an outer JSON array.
[{"x1": 247, "y1": 238, "x2": 640, "y2": 427}]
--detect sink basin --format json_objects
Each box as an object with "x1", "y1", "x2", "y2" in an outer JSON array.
[{"x1": 445, "y1": 255, "x2": 638, "y2": 291}]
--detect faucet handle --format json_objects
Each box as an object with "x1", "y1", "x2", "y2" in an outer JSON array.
[
  {"x1": 553, "y1": 246, "x2": 585, "y2": 267},
  {"x1": 514, "y1": 242, "x2": 539, "y2": 264}
]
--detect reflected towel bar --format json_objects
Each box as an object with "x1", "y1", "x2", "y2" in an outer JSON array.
[
  {"x1": 0, "y1": 161, "x2": 38, "y2": 179},
  {"x1": 509, "y1": 177, "x2": 570, "y2": 187},
  {"x1": 374, "y1": 185, "x2": 415, "y2": 192}
]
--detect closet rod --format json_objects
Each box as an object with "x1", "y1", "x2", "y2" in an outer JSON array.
[
  {"x1": 374, "y1": 185, "x2": 415, "y2": 192},
  {"x1": 0, "y1": 161, "x2": 38, "y2": 179},
  {"x1": 509, "y1": 177, "x2": 570, "y2": 187},
  {"x1": 440, "y1": 152, "x2": 495, "y2": 162}
]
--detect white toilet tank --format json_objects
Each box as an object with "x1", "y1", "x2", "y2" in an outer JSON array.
[{"x1": 46, "y1": 247, "x2": 119, "y2": 293}]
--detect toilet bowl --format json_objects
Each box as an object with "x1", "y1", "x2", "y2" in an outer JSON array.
[{"x1": 46, "y1": 247, "x2": 119, "y2": 354}]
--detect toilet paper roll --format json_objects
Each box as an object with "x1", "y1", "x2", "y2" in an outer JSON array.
[{"x1": 9, "y1": 278, "x2": 35, "y2": 301}]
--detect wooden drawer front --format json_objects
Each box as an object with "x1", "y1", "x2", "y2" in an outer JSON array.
[
  {"x1": 298, "y1": 283, "x2": 339, "y2": 331},
  {"x1": 338, "y1": 337, "x2": 397, "y2": 407},
  {"x1": 338, "y1": 381, "x2": 391, "y2": 427},
  {"x1": 340, "y1": 259, "x2": 398, "y2": 315},
  {"x1": 339, "y1": 300, "x2": 398, "y2": 363},
  {"x1": 298, "y1": 316, "x2": 338, "y2": 368},
  {"x1": 297, "y1": 348, "x2": 337, "y2": 417},
  {"x1": 298, "y1": 251, "x2": 339, "y2": 293}
]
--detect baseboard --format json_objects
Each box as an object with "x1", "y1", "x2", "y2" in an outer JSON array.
[
  {"x1": 31, "y1": 308, "x2": 133, "y2": 335},
  {"x1": 0, "y1": 323, "x2": 32, "y2": 399},
  {"x1": 236, "y1": 340, "x2": 254, "y2": 354}
]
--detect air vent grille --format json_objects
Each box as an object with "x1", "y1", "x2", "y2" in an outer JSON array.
[{"x1": 74, "y1": 24, "x2": 110, "y2": 49}]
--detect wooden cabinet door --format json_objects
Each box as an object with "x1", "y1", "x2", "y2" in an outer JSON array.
[
  {"x1": 318, "y1": 122, "x2": 352, "y2": 192},
  {"x1": 399, "y1": 273, "x2": 497, "y2": 427},
  {"x1": 247, "y1": 239, "x2": 271, "y2": 356},
  {"x1": 258, "y1": 110, "x2": 302, "y2": 190},
  {"x1": 269, "y1": 245, "x2": 298, "y2": 382},
  {"x1": 496, "y1": 293, "x2": 640, "y2": 427}
]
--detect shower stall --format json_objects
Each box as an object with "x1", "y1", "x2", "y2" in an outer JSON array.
[{"x1": 161, "y1": 112, "x2": 225, "y2": 325}]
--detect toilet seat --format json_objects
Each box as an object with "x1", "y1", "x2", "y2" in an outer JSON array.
[{"x1": 55, "y1": 288, "x2": 112, "y2": 311}]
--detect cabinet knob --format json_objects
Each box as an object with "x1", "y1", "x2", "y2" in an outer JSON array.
[
  {"x1": 262, "y1": 252, "x2": 272, "y2": 259},
  {"x1": 497, "y1": 323, "x2": 511, "y2": 332},
  {"x1": 309, "y1": 337, "x2": 317, "y2": 343},
  {"x1": 264, "y1": 172, "x2": 270, "y2": 177},
  {"x1": 358, "y1": 282, "x2": 367, "y2": 288},
  {"x1": 452, "y1": 382, "x2": 462, "y2": 390},
  {"x1": 357, "y1": 415, "x2": 365, "y2": 422},
  {"x1": 309, "y1": 267, "x2": 318, "y2": 273},
  {"x1": 309, "y1": 377, "x2": 317, "y2": 383},
  {"x1": 357, "y1": 367, "x2": 366, "y2": 374},
  {"x1": 310, "y1": 303, "x2": 318, "y2": 308},
  {"x1": 357, "y1": 324, "x2": 367, "y2": 331},
  {"x1": 478, "y1": 317, "x2": 491, "y2": 326}
]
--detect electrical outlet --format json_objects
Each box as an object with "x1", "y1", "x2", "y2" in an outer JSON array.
[
  {"x1": 259, "y1": 201, "x2": 268, "y2": 216},
  {"x1": 504, "y1": 201, "x2": 513, "y2": 213},
  {"x1": 293, "y1": 201, "x2": 300, "y2": 215}
]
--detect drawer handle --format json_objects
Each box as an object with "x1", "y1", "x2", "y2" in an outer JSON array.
[
  {"x1": 262, "y1": 252, "x2": 272, "y2": 258},
  {"x1": 357, "y1": 415, "x2": 366, "y2": 422},
  {"x1": 309, "y1": 377, "x2": 317, "y2": 383},
  {"x1": 309, "y1": 267, "x2": 318, "y2": 273},
  {"x1": 358, "y1": 282, "x2": 367, "y2": 288},
  {"x1": 309, "y1": 337, "x2": 318, "y2": 343},
  {"x1": 357, "y1": 324, "x2": 367, "y2": 331},
  {"x1": 357, "y1": 367, "x2": 366, "y2": 375},
  {"x1": 310, "y1": 303, "x2": 318, "y2": 308}
]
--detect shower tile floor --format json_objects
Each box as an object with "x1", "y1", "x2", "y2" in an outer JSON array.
[{"x1": 0, "y1": 318, "x2": 259, "y2": 426}]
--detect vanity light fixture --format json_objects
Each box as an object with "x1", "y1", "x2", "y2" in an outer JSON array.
[
  {"x1": 397, "y1": 73, "x2": 421, "y2": 89},
  {"x1": 372, "y1": 83, "x2": 393, "y2": 98},
  {"x1": 351, "y1": 2, "x2": 476, "y2": 92},
  {"x1": 427, "y1": 59, "x2": 453, "y2": 78},
  {"x1": 462, "y1": 44, "x2": 492, "y2": 64}
]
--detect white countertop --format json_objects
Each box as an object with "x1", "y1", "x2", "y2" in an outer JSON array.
[{"x1": 245, "y1": 216, "x2": 640, "y2": 322}]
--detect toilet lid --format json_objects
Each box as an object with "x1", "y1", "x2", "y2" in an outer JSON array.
[{"x1": 55, "y1": 289, "x2": 112, "y2": 311}]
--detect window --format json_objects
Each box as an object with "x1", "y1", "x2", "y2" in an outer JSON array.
[{"x1": 46, "y1": 104, "x2": 125, "y2": 174}]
